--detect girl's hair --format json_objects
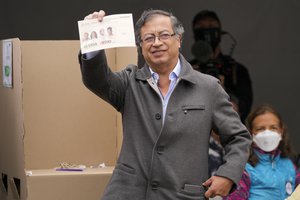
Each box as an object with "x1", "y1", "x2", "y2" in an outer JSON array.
[{"x1": 246, "y1": 104, "x2": 297, "y2": 166}]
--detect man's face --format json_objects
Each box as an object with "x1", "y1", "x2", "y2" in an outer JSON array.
[
  {"x1": 107, "y1": 28, "x2": 112, "y2": 35},
  {"x1": 193, "y1": 18, "x2": 221, "y2": 51},
  {"x1": 83, "y1": 32, "x2": 89, "y2": 41},
  {"x1": 140, "y1": 15, "x2": 181, "y2": 69}
]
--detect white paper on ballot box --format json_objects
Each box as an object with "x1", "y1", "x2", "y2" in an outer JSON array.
[
  {"x1": 2, "y1": 40, "x2": 13, "y2": 88},
  {"x1": 78, "y1": 13, "x2": 136, "y2": 54}
]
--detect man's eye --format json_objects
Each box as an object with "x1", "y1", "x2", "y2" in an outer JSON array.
[
  {"x1": 159, "y1": 33, "x2": 170, "y2": 39},
  {"x1": 144, "y1": 36, "x2": 154, "y2": 42}
]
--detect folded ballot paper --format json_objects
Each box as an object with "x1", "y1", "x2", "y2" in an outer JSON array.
[
  {"x1": 286, "y1": 185, "x2": 300, "y2": 200},
  {"x1": 55, "y1": 162, "x2": 86, "y2": 171},
  {"x1": 78, "y1": 13, "x2": 136, "y2": 54}
]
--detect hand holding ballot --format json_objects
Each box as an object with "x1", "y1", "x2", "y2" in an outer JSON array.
[
  {"x1": 78, "y1": 10, "x2": 136, "y2": 53},
  {"x1": 84, "y1": 10, "x2": 106, "y2": 21}
]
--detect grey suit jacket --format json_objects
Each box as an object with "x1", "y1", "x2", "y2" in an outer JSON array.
[{"x1": 79, "y1": 50, "x2": 251, "y2": 200}]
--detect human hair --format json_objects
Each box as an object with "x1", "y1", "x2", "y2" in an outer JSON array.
[
  {"x1": 192, "y1": 10, "x2": 221, "y2": 29},
  {"x1": 91, "y1": 31, "x2": 97, "y2": 39},
  {"x1": 246, "y1": 104, "x2": 297, "y2": 166},
  {"x1": 135, "y1": 9, "x2": 184, "y2": 47}
]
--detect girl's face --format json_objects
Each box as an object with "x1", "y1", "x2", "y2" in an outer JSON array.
[{"x1": 251, "y1": 112, "x2": 283, "y2": 136}]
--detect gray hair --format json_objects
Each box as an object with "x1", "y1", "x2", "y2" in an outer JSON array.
[{"x1": 135, "y1": 9, "x2": 185, "y2": 46}]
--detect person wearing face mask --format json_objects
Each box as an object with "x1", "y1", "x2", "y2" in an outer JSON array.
[
  {"x1": 190, "y1": 10, "x2": 253, "y2": 123},
  {"x1": 223, "y1": 104, "x2": 300, "y2": 200}
]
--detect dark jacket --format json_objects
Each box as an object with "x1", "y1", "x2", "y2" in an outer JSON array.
[
  {"x1": 190, "y1": 54, "x2": 253, "y2": 123},
  {"x1": 79, "y1": 50, "x2": 252, "y2": 200}
]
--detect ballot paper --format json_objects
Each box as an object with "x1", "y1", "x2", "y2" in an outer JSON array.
[{"x1": 78, "y1": 13, "x2": 136, "y2": 54}]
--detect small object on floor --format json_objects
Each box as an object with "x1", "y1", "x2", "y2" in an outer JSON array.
[{"x1": 55, "y1": 162, "x2": 86, "y2": 171}]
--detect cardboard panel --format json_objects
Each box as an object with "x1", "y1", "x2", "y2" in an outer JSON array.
[
  {"x1": 0, "y1": 38, "x2": 28, "y2": 200},
  {"x1": 0, "y1": 39, "x2": 25, "y2": 172},
  {"x1": 20, "y1": 41, "x2": 118, "y2": 169},
  {"x1": 26, "y1": 167, "x2": 113, "y2": 200},
  {"x1": 115, "y1": 47, "x2": 138, "y2": 71},
  {"x1": 0, "y1": 39, "x2": 138, "y2": 200}
]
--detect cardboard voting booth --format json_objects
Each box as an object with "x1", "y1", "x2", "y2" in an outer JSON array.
[{"x1": 0, "y1": 38, "x2": 137, "y2": 200}]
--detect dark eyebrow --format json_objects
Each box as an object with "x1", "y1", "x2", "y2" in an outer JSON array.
[
  {"x1": 143, "y1": 29, "x2": 171, "y2": 36},
  {"x1": 158, "y1": 30, "x2": 172, "y2": 34}
]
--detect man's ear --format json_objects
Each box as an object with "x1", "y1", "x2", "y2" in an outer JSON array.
[{"x1": 177, "y1": 34, "x2": 182, "y2": 48}]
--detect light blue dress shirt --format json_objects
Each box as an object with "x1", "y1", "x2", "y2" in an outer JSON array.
[{"x1": 149, "y1": 59, "x2": 181, "y2": 123}]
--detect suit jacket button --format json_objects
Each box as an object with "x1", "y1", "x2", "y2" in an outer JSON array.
[
  {"x1": 151, "y1": 181, "x2": 159, "y2": 190},
  {"x1": 155, "y1": 113, "x2": 161, "y2": 120},
  {"x1": 157, "y1": 146, "x2": 164, "y2": 155}
]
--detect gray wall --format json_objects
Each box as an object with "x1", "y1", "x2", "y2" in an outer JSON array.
[{"x1": 1, "y1": 0, "x2": 299, "y2": 152}]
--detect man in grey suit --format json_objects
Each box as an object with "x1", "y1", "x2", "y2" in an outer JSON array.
[{"x1": 79, "y1": 9, "x2": 251, "y2": 200}]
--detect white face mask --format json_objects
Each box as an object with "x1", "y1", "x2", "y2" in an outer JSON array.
[{"x1": 252, "y1": 130, "x2": 282, "y2": 152}]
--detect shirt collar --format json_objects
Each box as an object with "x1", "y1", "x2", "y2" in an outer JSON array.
[
  {"x1": 149, "y1": 58, "x2": 181, "y2": 83},
  {"x1": 135, "y1": 54, "x2": 197, "y2": 85},
  {"x1": 253, "y1": 146, "x2": 281, "y2": 156}
]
